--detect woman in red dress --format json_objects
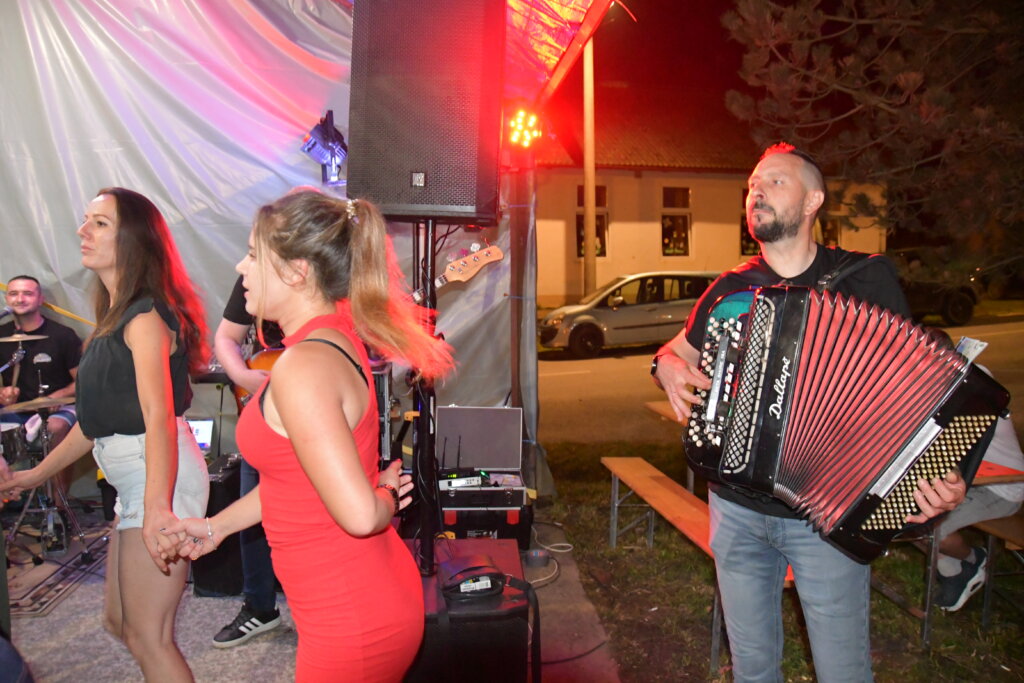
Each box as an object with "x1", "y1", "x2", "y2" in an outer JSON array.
[{"x1": 173, "y1": 191, "x2": 452, "y2": 681}]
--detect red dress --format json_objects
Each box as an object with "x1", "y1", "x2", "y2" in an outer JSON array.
[{"x1": 237, "y1": 306, "x2": 424, "y2": 682}]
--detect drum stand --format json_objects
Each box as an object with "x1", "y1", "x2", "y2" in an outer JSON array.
[{"x1": 4, "y1": 411, "x2": 92, "y2": 566}]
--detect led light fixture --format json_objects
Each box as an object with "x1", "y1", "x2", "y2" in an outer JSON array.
[{"x1": 300, "y1": 109, "x2": 348, "y2": 185}]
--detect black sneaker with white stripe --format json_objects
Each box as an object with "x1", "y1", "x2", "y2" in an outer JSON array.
[
  {"x1": 935, "y1": 548, "x2": 988, "y2": 612},
  {"x1": 212, "y1": 604, "x2": 282, "y2": 648}
]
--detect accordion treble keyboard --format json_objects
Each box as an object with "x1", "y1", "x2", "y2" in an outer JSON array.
[{"x1": 684, "y1": 285, "x2": 1010, "y2": 563}]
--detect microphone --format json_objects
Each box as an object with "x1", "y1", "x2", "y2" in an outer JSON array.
[{"x1": 0, "y1": 306, "x2": 13, "y2": 320}]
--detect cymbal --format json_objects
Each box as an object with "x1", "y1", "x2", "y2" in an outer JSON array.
[
  {"x1": 0, "y1": 396, "x2": 75, "y2": 414},
  {"x1": 0, "y1": 333, "x2": 48, "y2": 343}
]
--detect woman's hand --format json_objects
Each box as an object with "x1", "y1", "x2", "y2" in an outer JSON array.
[
  {"x1": 164, "y1": 517, "x2": 222, "y2": 561},
  {"x1": 0, "y1": 468, "x2": 44, "y2": 499},
  {"x1": 143, "y1": 507, "x2": 186, "y2": 573},
  {"x1": 379, "y1": 459, "x2": 415, "y2": 512}
]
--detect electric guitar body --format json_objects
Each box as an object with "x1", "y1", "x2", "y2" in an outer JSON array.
[{"x1": 232, "y1": 347, "x2": 284, "y2": 412}]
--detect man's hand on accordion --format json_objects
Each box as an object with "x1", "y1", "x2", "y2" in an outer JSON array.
[
  {"x1": 905, "y1": 469, "x2": 967, "y2": 524},
  {"x1": 652, "y1": 342, "x2": 710, "y2": 423}
]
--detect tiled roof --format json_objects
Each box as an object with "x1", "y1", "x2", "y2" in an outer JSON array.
[
  {"x1": 531, "y1": 0, "x2": 759, "y2": 173},
  {"x1": 536, "y1": 81, "x2": 758, "y2": 173}
]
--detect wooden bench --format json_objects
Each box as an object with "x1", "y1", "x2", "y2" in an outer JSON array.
[
  {"x1": 601, "y1": 456, "x2": 793, "y2": 677},
  {"x1": 602, "y1": 456, "x2": 711, "y2": 553},
  {"x1": 973, "y1": 509, "x2": 1024, "y2": 627}
]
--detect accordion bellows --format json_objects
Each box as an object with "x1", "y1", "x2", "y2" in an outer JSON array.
[{"x1": 686, "y1": 286, "x2": 1010, "y2": 563}]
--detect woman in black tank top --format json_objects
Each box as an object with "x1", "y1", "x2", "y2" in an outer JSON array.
[{"x1": 0, "y1": 188, "x2": 208, "y2": 681}]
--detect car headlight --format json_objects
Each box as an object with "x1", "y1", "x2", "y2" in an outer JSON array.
[{"x1": 543, "y1": 315, "x2": 564, "y2": 327}]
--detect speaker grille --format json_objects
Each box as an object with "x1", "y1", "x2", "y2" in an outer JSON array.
[{"x1": 348, "y1": 0, "x2": 505, "y2": 223}]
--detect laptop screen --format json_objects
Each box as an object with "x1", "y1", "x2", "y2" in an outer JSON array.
[{"x1": 185, "y1": 418, "x2": 215, "y2": 452}]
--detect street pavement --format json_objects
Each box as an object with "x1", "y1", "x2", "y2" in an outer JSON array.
[{"x1": 538, "y1": 303, "x2": 1024, "y2": 445}]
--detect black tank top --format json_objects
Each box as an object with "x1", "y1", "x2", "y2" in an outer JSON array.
[{"x1": 76, "y1": 297, "x2": 192, "y2": 438}]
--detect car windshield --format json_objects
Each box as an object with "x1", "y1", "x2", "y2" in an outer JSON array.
[{"x1": 578, "y1": 276, "x2": 628, "y2": 305}]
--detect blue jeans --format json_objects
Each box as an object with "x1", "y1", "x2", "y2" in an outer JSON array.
[
  {"x1": 240, "y1": 458, "x2": 277, "y2": 613},
  {"x1": 709, "y1": 491, "x2": 872, "y2": 683}
]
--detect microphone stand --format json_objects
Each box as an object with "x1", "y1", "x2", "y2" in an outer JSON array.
[{"x1": 411, "y1": 218, "x2": 440, "y2": 576}]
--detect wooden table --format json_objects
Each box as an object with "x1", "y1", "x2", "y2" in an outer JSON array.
[
  {"x1": 644, "y1": 399, "x2": 684, "y2": 425},
  {"x1": 973, "y1": 461, "x2": 1024, "y2": 485}
]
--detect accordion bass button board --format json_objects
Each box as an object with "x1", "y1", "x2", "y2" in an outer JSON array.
[{"x1": 684, "y1": 285, "x2": 1011, "y2": 563}]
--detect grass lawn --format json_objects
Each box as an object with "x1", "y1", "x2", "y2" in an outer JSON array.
[{"x1": 541, "y1": 441, "x2": 1024, "y2": 682}]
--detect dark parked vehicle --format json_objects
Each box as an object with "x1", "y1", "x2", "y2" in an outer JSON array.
[
  {"x1": 889, "y1": 248, "x2": 983, "y2": 326},
  {"x1": 974, "y1": 254, "x2": 1024, "y2": 300}
]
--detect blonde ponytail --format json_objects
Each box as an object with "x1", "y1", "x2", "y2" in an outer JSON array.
[
  {"x1": 253, "y1": 192, "x2": 453, "y2": 379},
  {"x1": 347, "y1": 200, "x2": 454, "y2": 380}
]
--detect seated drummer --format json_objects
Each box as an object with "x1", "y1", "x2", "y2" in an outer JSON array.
[{"x1": 0, "y1": 275, "x2": 83, "y2": 499}]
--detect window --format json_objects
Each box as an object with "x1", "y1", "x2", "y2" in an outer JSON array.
[
  {"x1": 661, "y1": 186, "x2": 691, "y2": 256},
  {"x1": 821, "y1": 219, "x2": 840, "y2": 248},
  {"x1": 603, "y1": 277, "x2": 641, "y2": 306},
  {"x1": 577, "y1": 185, "x2": 608, "y2": 207},
  {"x1": 739, "y1": 188, "x2": 758, "y2": 256},
  {"x1": 662, "y1": 215, "x2": 690, "y2": 256},
  {"x1": 676, "y1": 275, "x2": 712, "y2": 300},
  {"x1": 663, "y1": 187, "x2": 690, "y2": 209},
  {"x1": 739, "y1": 216, "x2": 759, "y2": 256},
  {"x1": 576, "y1": 185, "x2": 608, "y2": 258},
  {"x1": 576, "y1": 214, "x2": 608, "y2": 257}
]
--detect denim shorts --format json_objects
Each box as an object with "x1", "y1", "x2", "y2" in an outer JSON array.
[{"x1": 92, "y1": 418, "x2": 210, "y2": 531}]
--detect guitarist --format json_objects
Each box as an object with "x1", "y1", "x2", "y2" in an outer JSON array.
[{"x1": 208, "y1": 274, "x2": 284, "y2": 648}]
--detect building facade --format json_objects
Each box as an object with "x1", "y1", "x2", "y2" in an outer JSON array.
[{"x1": 534, "y1": 166, "x2": 886, "y2": 308}]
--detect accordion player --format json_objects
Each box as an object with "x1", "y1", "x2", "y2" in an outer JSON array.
[{"x1": 684, "y1": 284, "x2": 1011, "y2": 563}]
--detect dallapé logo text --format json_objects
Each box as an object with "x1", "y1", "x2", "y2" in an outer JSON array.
[{"x1": 768, "y1": 356, "x2": 792, "y2": 420}]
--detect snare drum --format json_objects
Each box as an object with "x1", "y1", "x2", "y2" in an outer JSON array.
[{"x1": 1, "y1": 422, "x2": 27, "y2": 463}]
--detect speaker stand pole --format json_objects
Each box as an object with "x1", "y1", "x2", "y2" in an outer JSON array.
[{"x1": 412, "y1": 218, "x2": 440, "y2": 575}]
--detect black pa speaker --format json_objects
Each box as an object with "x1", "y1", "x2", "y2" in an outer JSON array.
[
  {"x1": 192, "y1": 454, "x2": 243, "y2": 597},
  {"x1": 347, "y1": 0, "x2": 505, "y2": 224}
]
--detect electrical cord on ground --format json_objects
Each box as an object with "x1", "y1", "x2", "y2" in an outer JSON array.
[
  {"x1": 531, "y1": 523, "x2": 573, "y2": 554},
  {"x1": 527, "y1": 556, "x2": 560, "y2": 588},
  {"x1": 540, "y1": 637, "x2": 610, "y2": 666}
]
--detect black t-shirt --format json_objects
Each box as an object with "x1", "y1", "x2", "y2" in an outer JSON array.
[
  {"x1": 76, "y1": 298, "x2": 192, "y2": 438},
  {"x1": 683, "y1": 244, "x2": 911, "y2": 518},
  {"x1": 222, "y1": 275, "x2": 284, "y2": 351},
  {"x1": 0, "y1": 318, "x2": 82, "y2": 403}
]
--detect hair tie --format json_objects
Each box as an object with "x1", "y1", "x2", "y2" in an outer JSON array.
[{"x1": 346, "y1": 199, "x2": 359, "y2": 224}]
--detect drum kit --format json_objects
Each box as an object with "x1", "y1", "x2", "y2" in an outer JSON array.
[{"x1": 1, "y1": 331, "x2": 92, "y2": 565}]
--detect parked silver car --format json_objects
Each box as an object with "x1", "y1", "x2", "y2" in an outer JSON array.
[{"x1": 539, "y1": 271, "x2": 718, "y2": 357}]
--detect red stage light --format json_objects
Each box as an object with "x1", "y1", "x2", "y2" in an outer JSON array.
[{"x1": 507, "y1": 108, "x2": 542, "y2": 149}]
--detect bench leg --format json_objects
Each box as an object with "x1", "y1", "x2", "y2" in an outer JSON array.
[
  {"x1": 610, "y1": 474, "x2": 620, "y2": 549},
  {"x1": 982, "y1": 532, "x2": 997, "y2": 629},
  {"x1": 608, "y1": 476, "x2": 652, "y2": 549},
  {"x1": 921, "y1": 530, "x2": 938, "y2": 649}
]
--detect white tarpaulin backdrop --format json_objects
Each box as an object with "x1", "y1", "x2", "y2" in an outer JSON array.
[{"x1": 0, "y1": 0, "x2": 545, "y2": 488}]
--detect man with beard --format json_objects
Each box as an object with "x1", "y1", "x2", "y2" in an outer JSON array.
[{"x1": 651, "y1": 144, "x2": 966, "y2": 681}]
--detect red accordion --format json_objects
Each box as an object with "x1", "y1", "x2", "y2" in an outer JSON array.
[{"x1": 685, "y1": 286, "x2": 1010, "y2": 563}]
